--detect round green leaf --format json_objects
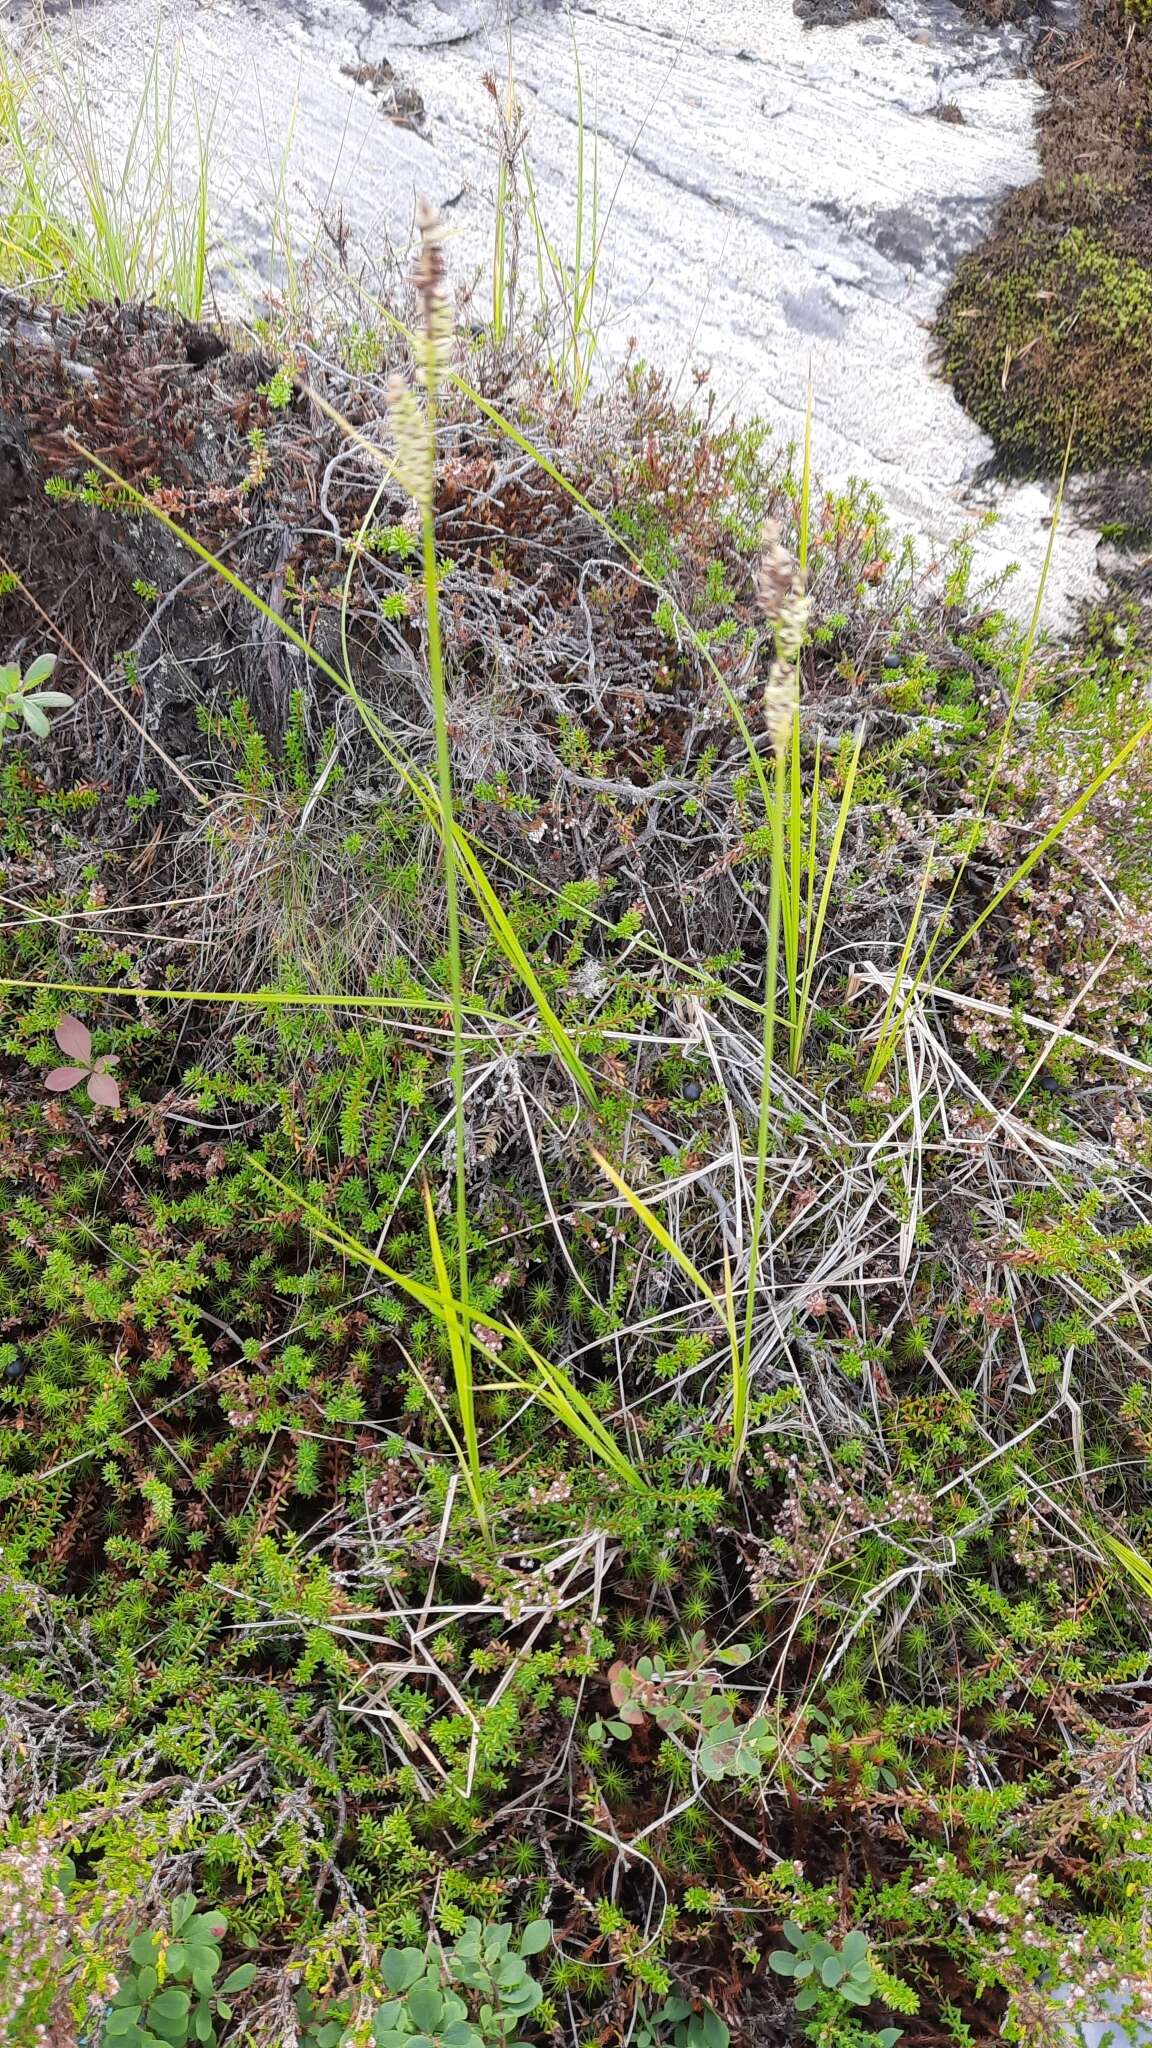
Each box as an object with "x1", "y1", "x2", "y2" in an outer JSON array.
[
  {"x1": 501, "y1": 1982, "x2": 542, "y2": 2015},
  {"x1": 841, "y1": 1932, "x2": 869, "y2": 1969},
  {"x1": 381, "y1": 1946, "x2": 426, "y2": 1993},
  {"x1": 518, "y1": 1919, "x2": 551, "y2": 1957},
  {"x1": 406, "y1": 1980, "x2": 444, "y2": 2031},
  {"x1": 219, "y1": 1964, "x2": 257, "y2": 1994},
  {"x1": 151, "y1": 1989, "x2": 191, "y2": 2021},
  {"x1": 107, "y1": 2008, "x2": 143, "y2": 2036},
  {"x1": 441, "y1": 2025, "x2": 483, "y2": 2048},
  {"x1": 186, "y1": 1916, "x2": 227, "y2": 1946},
  {"x1": 821, "y1": 1955, "x2": 846, "y2": 1987},
  {"x1": 130, "y1": 1935, "x2": 160, "y2": 1967},
  {"x1": 767, "y1": 1952, "x2": 796, "y2": 1977}
]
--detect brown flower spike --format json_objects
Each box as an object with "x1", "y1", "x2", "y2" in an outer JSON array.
[{"x1": 44, "y1": 1015, "x2": 121, "y2": 1109}]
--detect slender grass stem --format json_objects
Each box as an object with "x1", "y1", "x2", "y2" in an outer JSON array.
[
  {"x1": 736, "y1": 741, "x2": 785, "y2": 1490},
  {"x1": 419, "y1": 428, "x2": 476, "y2": 1531}
]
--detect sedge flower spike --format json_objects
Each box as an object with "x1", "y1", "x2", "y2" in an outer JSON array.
[
  {"x1": 385, "y1": 374, "x2": 434, "y2": 514},
  {"x1": 385, "y1": 198, "x2": 455, "y2": 512},
  {"x1": 756, "y1": 518, "x2": 809, "y2": 752},
  {"x1": 412, "y1": 195, "x2": 454, "y2": 394}
]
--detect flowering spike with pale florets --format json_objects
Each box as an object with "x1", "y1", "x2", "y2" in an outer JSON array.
[
  {"x1": 385, "y1": 374, "x2": 434, "y2": 516},
  {"x1": 412, "y1": 195, "x2": 454, "y2": 395},
  {"x1": 386, "y1": 198, "x2": 455, "y2": 513},
  {"x1": 756, "y1": 517, "x2": 809, "y2": 752}
]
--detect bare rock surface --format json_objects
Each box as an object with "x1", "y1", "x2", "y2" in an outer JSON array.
[{"x1": 2, "y1": 0, "x2": 1106, "y2": 615}]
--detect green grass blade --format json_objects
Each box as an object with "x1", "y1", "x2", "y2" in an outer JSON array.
[
  {"x1": 422, "y1": 1177, "x2": 489, "y2": 1542},
  {"x1": 864, "y1": 434, "x2": 1072, "y2": 1079},
  {"x1": 792, "y1": 724, "x2": 863, "y2": 1073},
  {"x1": 253, "y1": 1167, "x2": 645, "y2": 1490},
  {"x1": 452, "y1": 827, "x2": 598, "y2": 1104},
  {"x1": 592, "y1": 1148, "x2": 742, "y2": 1484},
  {"x1": 864, "y1": 845, "x2": 936, "y2": 1087},
  {"x1": 739, "y1": 744, "x2": 784, "y2": 1468},
  {"x1": 73, "y1": 438, "x2": 596, "y2": 1099},
  {"x1": 940, "y1": 710, "x2": 1152, "y2": 979}
]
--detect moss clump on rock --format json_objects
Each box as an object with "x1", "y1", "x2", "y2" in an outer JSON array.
[
  {"x1": 939, "y1": 226, "x2": 1152, "y2": 471},
  {"x1": 937, "y1": 0, "x2": 1152, "y2": 474}
]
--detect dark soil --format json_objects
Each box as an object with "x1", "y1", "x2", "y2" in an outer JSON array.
[{"x1": 792, "y1": 0, "x2": 887, "y2": 30}]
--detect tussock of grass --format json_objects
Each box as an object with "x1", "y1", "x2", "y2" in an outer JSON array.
[{"x1": 0, "y1": 36, "x2": 213, "y2": 318}]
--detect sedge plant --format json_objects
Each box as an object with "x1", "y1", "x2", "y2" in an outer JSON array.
[
  {"x1": 253, "y1": 1167, "x2": 646, "y2": 1496},
  {"x1": 383, "y1": 202, "x2": 475, "y2": 1515},
  {"x1": 522, "y1": 30, "x2": 602, "y2": 403},
  {"x1": 0, "y1": 34, "x2": 212, "y2": 316}
]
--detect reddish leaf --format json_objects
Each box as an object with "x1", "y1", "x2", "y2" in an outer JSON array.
[
  {"x1": 44, "y1": 1066, "x2": 87, "y2": 1092},
  {"x1": 608, "y1": 1662, "x2": 646, "y2": 1725},
  {"x1": 86, "y1": 1070, "x2": 121, "y2": 1109},
  {"x1": 55, "y1": 1015, "x2": 92, "y2": 1062}
]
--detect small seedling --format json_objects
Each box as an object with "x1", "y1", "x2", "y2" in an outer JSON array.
[
  {"x1": 635, "y1": 1995, "x2": 730, "y2": 2048},
  {"x1": 769, "y1": 1924, "x2": 899, "y2": 2041},
  {"x1": 44, "y1": 1015, "x2": 121, "y2": 1109},
  {"x1": 0, "y1": 653, "x2": 72, "y2": 739},
  {"x1": 102, "y1": 1893, "x2": 255, "y2": 2046},
  {"x1": 594, "y1": 1634, "x2": 776, "y2": 1783},
  {"x1": 371, "y1": 1917, "x2": 551, "y2": 2047}
]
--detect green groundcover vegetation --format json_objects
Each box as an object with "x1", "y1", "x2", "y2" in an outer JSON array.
[{"x1": 1, "y1": 76, "x2": 1152, "y2": 2048}]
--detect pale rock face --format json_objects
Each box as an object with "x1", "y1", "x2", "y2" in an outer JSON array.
[{"x1": 3, "y1": 0, "x2": 1105, "y2": 619}]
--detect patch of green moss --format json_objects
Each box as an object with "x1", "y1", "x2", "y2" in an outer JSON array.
[{"x1": 939, "y1": 226, "x2": 1152, "y2": 471}]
